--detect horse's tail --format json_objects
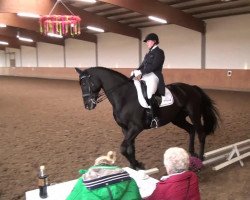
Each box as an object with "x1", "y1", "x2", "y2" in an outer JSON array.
[{"x1": 193, "y1": 85, "x2": 220, "y2": 135}]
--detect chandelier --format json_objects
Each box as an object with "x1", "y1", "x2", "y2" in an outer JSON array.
[{"x1": 39, "y1": 0, "x2": 81, "y2": 37}]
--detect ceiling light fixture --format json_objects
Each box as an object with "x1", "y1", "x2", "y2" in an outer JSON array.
[
  {"x1": 0, "y1": 41, "x2": 9, "y2": 45},
  {"x1": 0, "y1": 23, "x2": 7, "y2": 28},
  {"x1": 17, "y1": 35, "x2": 34, "y2": 43},
  {"x1": 87, "y1": 26, "x2": 104, "y2": 32},
  {"x1": 79, "y1": 0, "x2": 97, "y2": 3},
  {"x1": 17, "y1": 12, "x2": 40, "y2": 19},
  {"x1": 148, "y1": 16, "x2": 167, "y2": 24},
  {"x1": 47, "y1": 33, "x2": 63, "y2": 38}
]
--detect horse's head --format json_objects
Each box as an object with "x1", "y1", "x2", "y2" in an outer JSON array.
[{"x1": 75, "y1": 68, "x2": 102, "y2": 110}]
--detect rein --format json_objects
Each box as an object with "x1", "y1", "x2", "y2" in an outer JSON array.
[
  {"x1": 103, "y1": 76, "x2": 134, "y2": 95},
  {"x1": 80, "y1": 74, "x2": 134, "y2": 104}
]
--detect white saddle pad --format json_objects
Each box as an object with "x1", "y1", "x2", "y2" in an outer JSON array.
[{"x1": 134, "y1": 80, "x2": 174, "y2": 108}]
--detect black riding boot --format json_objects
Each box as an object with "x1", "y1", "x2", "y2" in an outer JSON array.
[{"x1": 149, "y1": 96, "x2": 159, "y2": 128}]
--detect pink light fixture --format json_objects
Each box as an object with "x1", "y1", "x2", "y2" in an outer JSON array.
[{"x1": 39, "y1": 0, "x2": 81, "y2": 37}]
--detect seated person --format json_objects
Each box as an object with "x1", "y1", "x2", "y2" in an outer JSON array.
[
  {"x1": 67, "y1": 151, "x2": 141, "y2": 200},
  {"x1": 145, "y1": 147, "x2": 201, "y2": 200}
]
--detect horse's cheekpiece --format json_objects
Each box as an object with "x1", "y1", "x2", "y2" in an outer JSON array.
[{"x1": 133, "y1": 80, "x2": 174, "y2": 108}]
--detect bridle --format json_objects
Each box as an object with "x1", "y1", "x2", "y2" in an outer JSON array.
[
  {"x1": 79, "y1": 74, "x2": 106, "y2": 105},
  {"x1": 79, "y1": 73, "x2": 134, "y2": 106}
]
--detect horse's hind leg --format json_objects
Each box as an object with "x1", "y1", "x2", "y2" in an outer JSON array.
[
  {"x1": 172, "y1": 113, "x2": 196, "y2": 156},
  {"x1": 189, "y1": 113, "x2": 206, "y2": 160}
]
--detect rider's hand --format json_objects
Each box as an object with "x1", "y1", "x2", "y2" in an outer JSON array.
[{"x1": 133, "y1": 70, "x2": 142, "y2": 77}]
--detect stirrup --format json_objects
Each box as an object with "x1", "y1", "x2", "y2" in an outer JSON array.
[{"x1": 150, "y1": 118, "x2": 159, "y2": 128}]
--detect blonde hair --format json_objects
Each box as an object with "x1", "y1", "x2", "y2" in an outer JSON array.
[
  {"x1": 164, "y1": 147, "x2": 190, "y2": 174},
  {"x1": 94, "y1": 151, "x2": 117, "y2": 165}
]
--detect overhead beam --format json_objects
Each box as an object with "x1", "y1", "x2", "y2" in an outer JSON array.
[
  {"x1": 168, "y1": 0, "x2": 195, "y2": 6},
  {"x1": 99, "y1": 0, "x2": 205, "y2": 33},
  {"x1": 176, "y1": 0, "x2": 239, "y2": 10},
  {"x1": 0, "y1": 13, "x2": 97, "y2": 43},
  {"x1": 0, "y1": 0, "x2": 141, "y2": 39},
  {"x1": 0, "y1": 13, "x2": 38, "y2": 31}
]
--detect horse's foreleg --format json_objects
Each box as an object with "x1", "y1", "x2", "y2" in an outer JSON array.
[
  {"x1": 120, "y1": 140, "x2": 144, "y2": 169},
  {"x1": 120, "y1": 128, "x2": 144, "y2": 169},
  {"x1": 120, "y1": 139, "x2": 145, "y2": 170}
]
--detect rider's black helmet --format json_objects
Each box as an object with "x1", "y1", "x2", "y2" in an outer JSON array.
[{"x1": 143, "y1": 33, "x2": 159, "y2": 44}]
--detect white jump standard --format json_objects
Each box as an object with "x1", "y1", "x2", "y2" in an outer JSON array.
[{"x1": 203, "y1": 139, "x2": 250, "y2": 171}]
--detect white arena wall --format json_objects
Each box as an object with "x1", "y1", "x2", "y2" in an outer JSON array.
[
  {"x1": 0, "y1": 50, "x2": 5, "y2": 67},
  {"x1": 141, "y1": 24, "x2": 202, "y2": 69},
  {"x1": 5, "y1": 47, "x2": 21, "y2": 67},
  {"x1": 0, "y1": 14, "x2": 249, "y2": 70},
  {"x1": 37, "y1": 42, "x2": 64, "y2": 67},
  {"x1": 205, "y1": 14, "x2": 250, "y2": 69},
  {"x1": 65, "y1": 38, "x2": 96, "y2": 68},
  {"x1": 97, "y1": 32, "x2": 139, "y2": 68},
  {"x1": 21, "y1": 46, "x2": 37, "y2": 67},
  {"x1": 0, "y1": 14, "x2": 249, "y2": 91}
]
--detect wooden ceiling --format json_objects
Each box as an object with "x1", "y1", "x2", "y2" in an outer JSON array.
[{"x1": 0, "y1": 0, "x2": 249, "y2": 49}]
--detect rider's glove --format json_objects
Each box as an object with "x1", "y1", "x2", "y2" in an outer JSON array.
[{"x1": 133, "y1": 70, "x2": 142, "y2": 77}]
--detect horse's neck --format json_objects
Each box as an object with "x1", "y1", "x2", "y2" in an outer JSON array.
[
  {"x1": 96, "y1": 70, "x2": 127, "y2": 93},
  {"x1": 97, "y1": 71, "x2": 133, "y2": 108}
]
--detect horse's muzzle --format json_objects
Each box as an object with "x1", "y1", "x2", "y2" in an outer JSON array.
[
  {"x1": 85, "y1": 104, "x2": 95, "y2": 110},
  {"x1": 85, "y1": 99, "x2": 97, "y2": 110}
]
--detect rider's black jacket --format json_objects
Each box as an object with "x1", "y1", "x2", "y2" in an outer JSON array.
[{"x1": 137, "y1": 46, "x2": 165, "y2": 96}]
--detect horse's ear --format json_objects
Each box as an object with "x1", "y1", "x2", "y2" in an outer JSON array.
[{"x1": 75, "y1": 67, "x2": 82, "y2": 74}]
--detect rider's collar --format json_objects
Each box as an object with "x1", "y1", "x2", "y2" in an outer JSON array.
[{"x1": 150, "y1": 45, "x2": 158, "y2": 51}]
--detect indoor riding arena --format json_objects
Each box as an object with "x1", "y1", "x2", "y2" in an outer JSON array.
[{"x1": 0, "y1": 1, "x2": 249, "y2": 200}]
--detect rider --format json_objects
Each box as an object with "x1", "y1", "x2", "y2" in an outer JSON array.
[{"x1": 131, "y1": 33, "x2": 165, "y2": 128}]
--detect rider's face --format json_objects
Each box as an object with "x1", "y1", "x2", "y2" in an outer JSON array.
[{"x1": 146, "y1": 40, "x2": 155, "y2": 49}]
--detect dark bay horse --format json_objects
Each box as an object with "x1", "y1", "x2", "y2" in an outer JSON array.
[{"x1": 75, "y1": 67, "x2": 219, "y2": 169}]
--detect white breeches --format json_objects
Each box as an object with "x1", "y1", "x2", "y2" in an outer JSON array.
[{"x1": 141, "y1": 72, "x2": 159, "y2": 99}]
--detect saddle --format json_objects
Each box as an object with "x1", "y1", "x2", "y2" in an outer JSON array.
[
  {"x1": 133, "y1": 80, "x2": 174, "y2": 109},
  {"x1": 140, "y1": 81, "x2": 161, "y2": 105}
]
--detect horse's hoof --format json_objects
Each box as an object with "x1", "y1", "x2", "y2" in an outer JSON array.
[
  {"x1": 130, "y1": 162, "x2": 145, "y2": 170},
  {"x1": 199, "y1": 156, "x2": 205, "y2": 161},
  {"x1": 190, "y1": 152, "x2": 199, "y2": 158},
  {"x1": 136, "y1": 162, "x2": 145, "y2": 170}
]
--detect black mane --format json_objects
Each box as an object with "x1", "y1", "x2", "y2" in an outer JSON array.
[{"x1": 87, "y1": 66, "x2": 129, "y2": 81}]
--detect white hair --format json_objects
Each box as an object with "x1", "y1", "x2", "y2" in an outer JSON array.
[{"x1": 164, "y1": 147, "x2": 190, "y2": 174}]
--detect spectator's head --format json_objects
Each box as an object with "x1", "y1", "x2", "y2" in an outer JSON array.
[
  {"x1": 164, "y1": 147, "x2": 190, "y2": 175},
  {"x1": 94, "y1": 151, "x2": 116, "y2": 165}
]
